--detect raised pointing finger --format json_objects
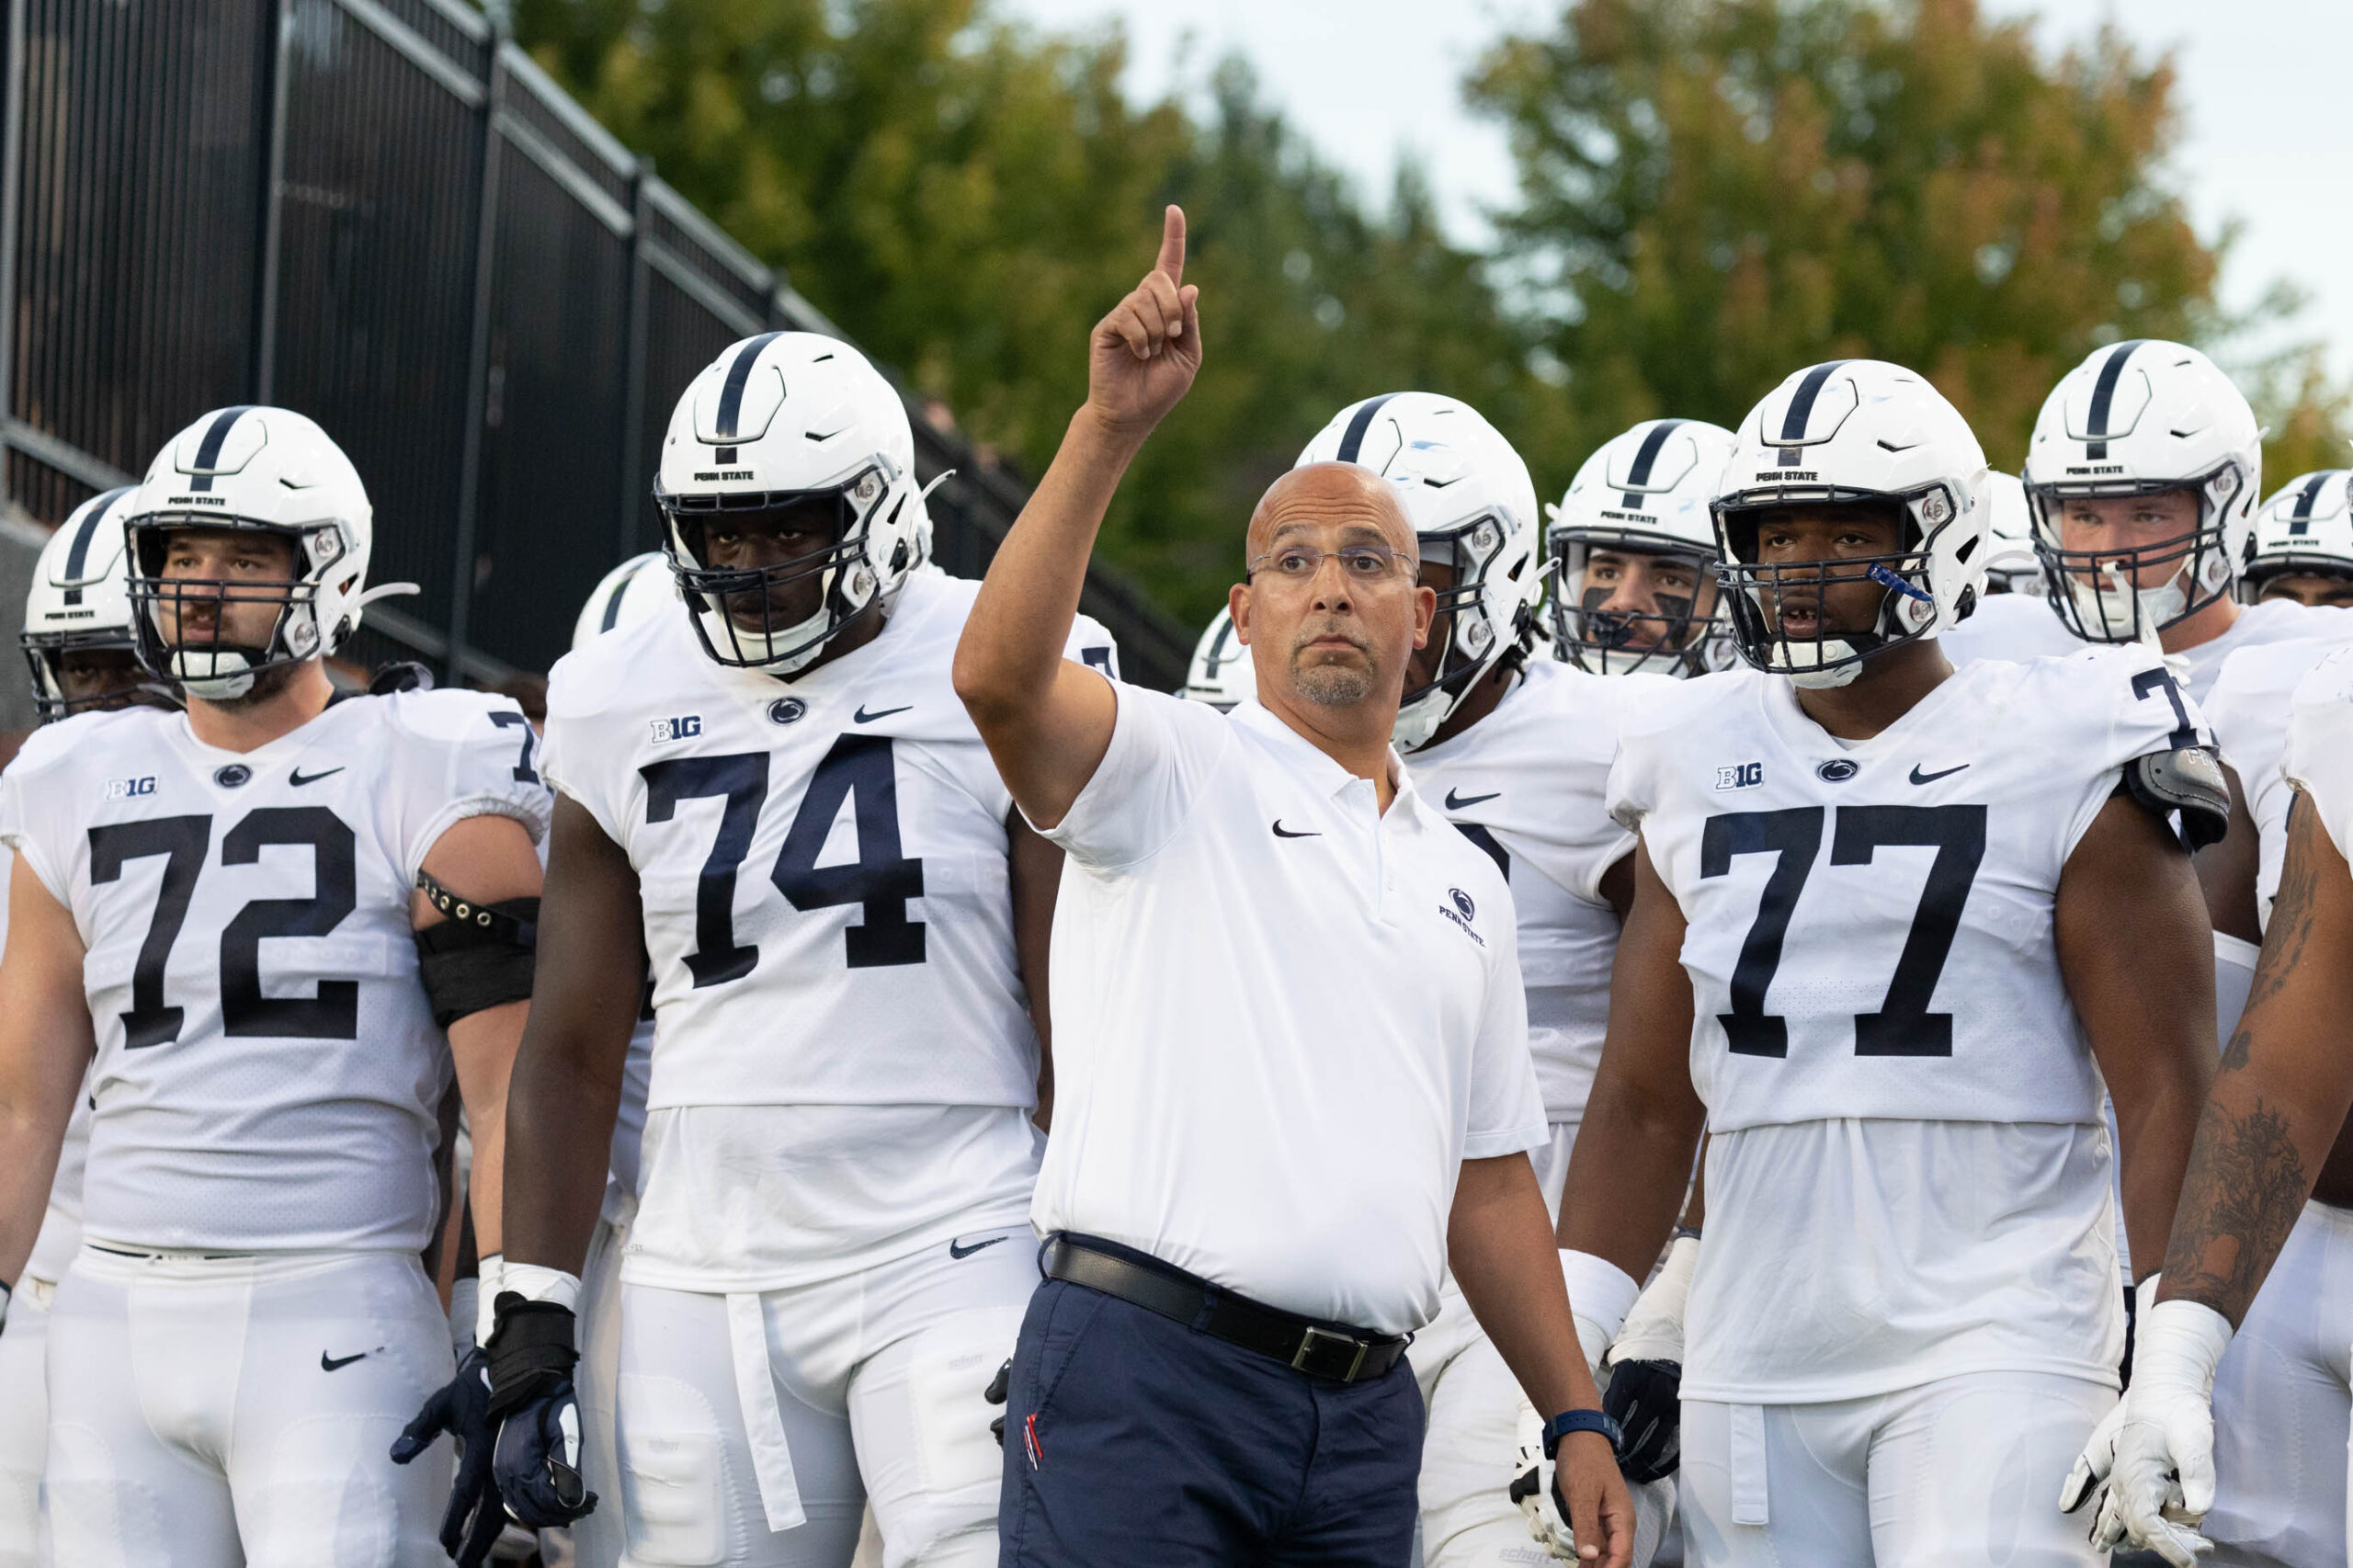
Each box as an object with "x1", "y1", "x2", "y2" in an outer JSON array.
[{"x1": 1155, "y1": 204, "x2": 1186, "y2": 287}]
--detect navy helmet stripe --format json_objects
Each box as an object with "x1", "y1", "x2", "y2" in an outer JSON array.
[
  {"x1": 2291, "y1": 470, "x2": 2339, "y2": 520},
  {"x1": 1621, "y1": 418, "x2": 1684, "y2": 506},
  {"x1": 1335, "y1": 393, "x2": 1399, "y2": 465},
  {"x1": 2083, "y1": 339, "x2": 2146, "y2": 460},
  {"x1": 187, "y1": 404, "x2": 257, "y2": 493},
  {"x1": 1778, "y1": 362, "x2": 1847, "y2": 443},
  {"x1": 598, "y1": 567, "x2": 636, "y2": 632},
  {"x1": 714, "y1": 333, "x2": 784, "y2": 442},
  {"x1": 60, "y1": 484, "x2": 133, "y2": 607}
]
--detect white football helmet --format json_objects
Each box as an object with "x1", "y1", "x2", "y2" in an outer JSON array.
[
  {"x1": 1546, "y1": 418, "x2": 1738, "y2": 676},
  {"x1": 21, "y1": 485, "x2": 177, "y2": 722},
  {"x1": 654, "y1": 331, "x2": 927, "y2": 676},
  {"x1": 1295, "y1": 392, "x2": 1543, "y2": 750},
  {"x1": 1713, "y1": 359, "x2": 1993, "y2": 687},
  {"x1": 2022, "y1": 339, "x2": 2261, "y2": 641},
  {"x1": 1979, "y1": 472, "x2": 2038, "y2": 594},
  {"x1": 1182, "y1": 606, "x2": 1254, "y2": 710},
  {"x1": 572, "y1": 550, "x2": 676, "y2": 651},
  {"x1": 121, "y1": 405, "x2": 402, "y2": 700},
  {"x1": 2241, "y1": 471, "x2": 2353, "y2": 601}
]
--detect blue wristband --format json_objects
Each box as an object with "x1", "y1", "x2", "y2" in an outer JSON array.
[{"x1": 1543, "y1": 1407, "x2": 1623, "y2": 1458}]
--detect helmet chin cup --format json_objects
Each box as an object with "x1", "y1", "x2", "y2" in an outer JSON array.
[
  {"x1": 2068, "y1": 559, "x2": 2188, "y2": 642},
  {"x1": 697, "y1": 597, "x2": 835, "y2": 676},
  {"x1": 1391, "y1": 687, "x2": 1450, "y2": 751},
  {"x1": 1783, "y1": 639, "x2": 1866, "y2": 689},
  {"x1": 172, "y1": 644, "x2": 261, "y2": 700}
]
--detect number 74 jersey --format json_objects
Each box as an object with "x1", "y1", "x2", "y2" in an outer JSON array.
[
  {"x1": 540, "y1": 572, "x2": 1118, "y2": 1115},
  {"x1": 1607, "y1": 643, "x2": 2211, "y2": 1132}
]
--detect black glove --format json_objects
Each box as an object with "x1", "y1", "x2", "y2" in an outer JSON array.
[
  {"x1": 391, "y1": 1347, "x2": 506, "y2": 1567},
  {"x1": 985, "y1": 1357, "x2": 1012, "y2": 1448},
  {"x1": 483, "y1": 1294, "x2": 597, "y2": 1528},
  {"x1": 1602, "y1": 1358, "x2": 1683, "y2": 1483}
]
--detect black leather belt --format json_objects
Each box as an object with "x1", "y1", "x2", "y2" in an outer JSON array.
[{"x1": 1040, "y1": 1233, "x2": 1409, "y2": 1384}]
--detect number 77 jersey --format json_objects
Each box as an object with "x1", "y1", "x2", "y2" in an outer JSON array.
[{"x1": 1607, "y1": 642, "x2": 2211, "y2": 1132}]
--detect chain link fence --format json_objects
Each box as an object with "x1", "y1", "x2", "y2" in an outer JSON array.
[{"x1": 0, "y1": 0, "x2": 1190, "y2": 731}]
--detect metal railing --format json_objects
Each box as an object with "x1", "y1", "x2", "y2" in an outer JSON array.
[{"x1": 0, "y1": 0, "x2": 1192, "y2": 688}]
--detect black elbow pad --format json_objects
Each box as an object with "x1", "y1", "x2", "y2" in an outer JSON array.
[
  {"x1": 2120, "y1": 744, "x2": 2231, "y2": 852},
  {"x1": 415, "y1": 869, "x2": 540, "y2": 1028}
]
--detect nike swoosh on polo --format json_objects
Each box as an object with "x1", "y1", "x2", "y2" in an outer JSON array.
[
  {"x1": 854, "y1": 704, "x2": 912, "y2": 723},
  {"x1": 1908, "y1": 763, "x2": 1970, "y2": 786},
  {"x1": 1443, "y1": 788, "x2": 1501, "y2": 811},
  {"x1": 1271, "y1": 820, "x2": 1321, "y2": 838},
  {"x1": 290, "y1": 766, "x2": 346, "y2": 788},
  {"x1": 949, "y1": 1235, "x2": 1010, "y2": 1259},
  {"x1": 320, "y1": 1350, "x2": 368, "y2": 1372}
]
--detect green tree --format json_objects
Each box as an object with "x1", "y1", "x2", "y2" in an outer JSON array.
[{"x1": 1467, "y1": 0, "x2": 2345, "y2": 478}]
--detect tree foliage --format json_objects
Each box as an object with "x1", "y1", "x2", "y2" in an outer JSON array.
[{"x1": 512, "y1": 0, "x2": 2346, "y2": 626}]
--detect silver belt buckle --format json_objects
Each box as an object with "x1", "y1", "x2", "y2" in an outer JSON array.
[{"x1": 1291, "y1": 1325, "x2": 1370, "y2": 1381}]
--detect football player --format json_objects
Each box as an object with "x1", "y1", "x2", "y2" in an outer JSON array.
[
  {"x1": 2068, "y1": 643, "x2": 2353, "y2": 1566},
  {"x1": 1559, "y1": 359, "x2": 2222, "y2": 1564},
  {"x1": 1939, "y1": 340, "x2": 2341, "y2": 699},
  {"x1": 1548, "y1": 418, "x2": 1739, "y2": 677},
  {"x1": 0, "y1": 405, "x2": 549, "y2": 1565},
  {"x1": 1179, "y1": 607, "x2": 1251, "y2": 710},
  {"x1": 2240, "y1": 469, "x2": 2353, "y2": 609},
  {"x1": 489, "y1": 331, "x2": 1114, "y2": 1567},
  {"x1": 0, "y1": 487, "x2": 179, "y2": 1567},
  {"x1": 1290, "y1": 393, "x2": 1686, "y2": 1564}
]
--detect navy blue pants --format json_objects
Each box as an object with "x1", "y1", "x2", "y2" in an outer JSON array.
[{"x1": 996, "y1": 1276, "x2": 1425, "y2": 1567}]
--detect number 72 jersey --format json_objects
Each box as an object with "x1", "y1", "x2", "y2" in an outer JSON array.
[{"x1": 1607, "y1": 644, "x2": 2211, "y2": 1131}]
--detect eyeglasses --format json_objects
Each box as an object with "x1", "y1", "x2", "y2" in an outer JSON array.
[{"x1": 1245, "y1": 544, "x2": 1417, "y2": 583}]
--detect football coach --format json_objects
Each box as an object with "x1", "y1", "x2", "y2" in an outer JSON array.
[{"x1": 954, "y1": 206, "x2": 1634, "y2": 1568}]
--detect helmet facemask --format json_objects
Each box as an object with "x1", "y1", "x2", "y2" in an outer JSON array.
[
  {"x1": 21, "y1": 631, "x2": 176, "y2": 722},
  {"x1": 2028, "y1": 466, "x2": 2245, "y2": 642},
  {"x1": 126, "y1": 517, "x2": 349, "y2": 701},
  {"x1": 1395, "y1": 508, "x2": 1531, "y2": 750},
  {"x1": 661, "y1": 460, "x2": 912, "y2": 677},
  {"x1": 1548, "y1": 528, "x2": 1725, "y2": 676},
  {"x1": 1714, "y1": 489, "x2": 1959, "y2": 688}
]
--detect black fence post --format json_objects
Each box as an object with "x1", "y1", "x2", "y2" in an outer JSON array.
[
  {"x1": 251, "y1": 0, "x2": 294, "y2": 403},
  {"x1": 445, "y1": 32, "x2": 507, "y2": 686},
  {"x1": 616, "y1": 158, "x2": 652, "y2": 566},
  {"x1": 0, "y1": 0, "x2": 28, "y2": 506}
]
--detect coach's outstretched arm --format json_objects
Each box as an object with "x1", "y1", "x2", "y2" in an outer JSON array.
[{"x1": 954, "y1": 206, "x2": 1200, "y2": 826}]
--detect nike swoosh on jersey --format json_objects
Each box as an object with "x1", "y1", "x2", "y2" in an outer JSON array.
[
  {"x1": 1271, "y1": 820, "x2": 1321, "y2": 838},
  {"x1": 949, "y1": 1235, "x2": 1010, "y2": 1259},
  {"x1": 1443, "y1": 788, "x2": 1501, "y2": 810},
  {"x1": 854, "y1": 704, "x2": 912, "y2": 723},
  {"x1": 320, "y1": 1350, "x2": 368, "y2": 1371},
  {"x1": 1907, "y1": 763, "x2": 1970, "y2": 785},
  {"x1": 289, "y1": 766, "x2": 347, "y2": 787}
]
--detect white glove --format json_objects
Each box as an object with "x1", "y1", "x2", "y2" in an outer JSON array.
[
  {"x1": 2059, "y1": 1271, "x2": 2158, "y2": 1518},
  {"x1": 1510, "y1": 1404, "x2": 1674, "y2": 1567},
  {"x1": 1559, "y1": 1249, "x2": 1641, "y2": 1378},
  {"x1": 2063, "y1": 1294, "x2": 2231, "y2": 1568}
]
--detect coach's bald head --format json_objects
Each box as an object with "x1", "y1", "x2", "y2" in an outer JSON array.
[{"x1": 1231, "y1": 462, "x2": 1434, "y2": 744}]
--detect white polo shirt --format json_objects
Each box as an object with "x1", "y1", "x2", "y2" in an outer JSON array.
[{"x1": 1029, "y1": 686, "x2": 1546, "y2": 1336}]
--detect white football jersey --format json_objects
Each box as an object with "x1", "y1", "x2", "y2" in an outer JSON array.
[
  {"x1": 1608, "y1": 647, "x2": 2209, "y2": 1401},
  {"x1": 1404, "y1": 659, "x2": 1671, "y2": 1122},
  {"x1": 539, "y1": 574, "x2": 1113, "y2": 1288},
  {"x1": 2286, "y1": 645, "x2": 2353, "y2": 865},
  {"x1": 1941, "y1": 592, "x2": 2349, "y2": 702},
  {"x1": 0, "y1": 691, "x2": 551, "y2": 1254},
  {"x1": 2208, "y1": 637, "x2": 2353, "y2": 928}
]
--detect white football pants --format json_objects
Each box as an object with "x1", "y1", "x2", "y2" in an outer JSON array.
[
  {"x1": 41, "y1": 1245, "x2": 453, "y2": 1568},
  {"x1": 2206, "y1": 1198, "x2": 2353, "y2": 1566},
  {"x1": 0, "y1": 1278, "x2": 54, "y2": 1568},
  {"x1": 1679, "y1": 1370, "x2": 2109, "y2": 1566},
  {"x1": 1415, "y1": 1122, "x2": 1580, "y2": 1568},
  {"x1": 614, "y1": 1225, "x2": 1032, "y2": 1568}
]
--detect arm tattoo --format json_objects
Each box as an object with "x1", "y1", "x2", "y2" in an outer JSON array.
[
  {"x1": 2165, "y1": 792, "x2": 2324, "y2": 1319},
  {"x1": 2162, "y1": 1097, "x2": 2308, "y2": 1323}
]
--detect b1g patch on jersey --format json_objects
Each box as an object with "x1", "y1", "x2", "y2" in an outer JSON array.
[
  {"x1": 103, "y1": 776, "x2": 158, "y2": 800},
  {"x1": 649, "y1": 715, "x2": 703, "y2": 744},
  {"x1": 1716, "y1": 762, "x2": 1764, "y2": 791}
]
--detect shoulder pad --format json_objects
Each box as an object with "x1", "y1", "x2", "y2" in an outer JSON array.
[{"x1": 2123, "y1": 744, "x2": 2230, "y2": 851}]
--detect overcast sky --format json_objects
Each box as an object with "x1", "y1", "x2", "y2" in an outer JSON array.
[{"x1": 1005, "y1": 0, "x2": 2353, "y2": 393}]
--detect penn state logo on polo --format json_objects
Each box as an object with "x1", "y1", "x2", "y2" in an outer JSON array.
[{"x1": 1439, "y1": 886, "x2": 1484, "y2": 947}]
